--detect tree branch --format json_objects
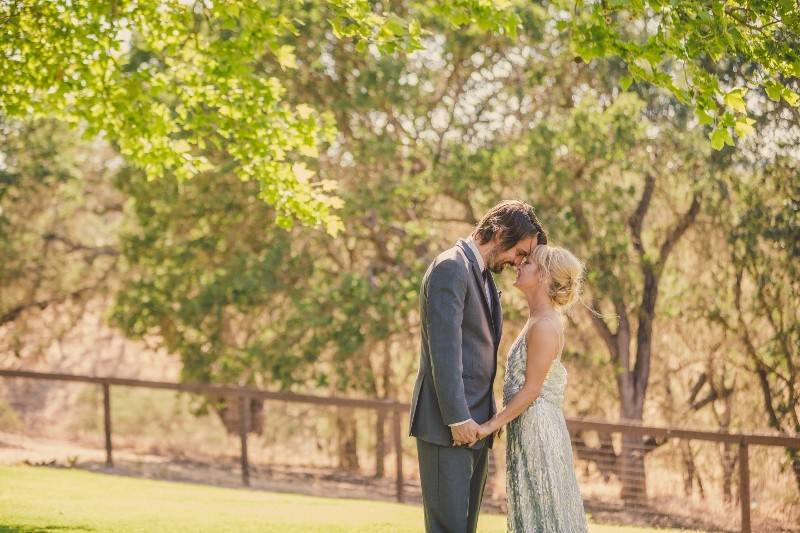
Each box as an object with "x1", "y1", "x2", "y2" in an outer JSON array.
[
  {"x1": 587, "y1": 299, "x2": 617, "y2": 357},
  {"x1": 657, "y1": 192, "x2": 701, "y2": 270},
  {"x1": 733, "y1": 268, "x2": 784, "y2": 432},
  {"x1": 42, "y1": 232, "x2": 119, "y2": 260},
  {"x1": 628, "y1": 173, "x2": 655, "y2": 256}
]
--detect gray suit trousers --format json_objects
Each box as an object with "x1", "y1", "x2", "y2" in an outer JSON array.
[{"x1": 416, "y1": 438, "x2": 489, "y2": 533}]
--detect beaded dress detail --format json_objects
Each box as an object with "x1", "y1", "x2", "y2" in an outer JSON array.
[{"x1": 503, "y1": 320, "x2": 588, "y2": 532}]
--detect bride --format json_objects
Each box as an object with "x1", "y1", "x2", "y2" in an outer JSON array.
[{"x1": 475, "y1": 244, "x2": 588, "y2": 532}]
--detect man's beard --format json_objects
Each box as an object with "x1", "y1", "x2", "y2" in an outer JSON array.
[{"x1": 486, "y1": 247, "x2": 509, "y2": 274}]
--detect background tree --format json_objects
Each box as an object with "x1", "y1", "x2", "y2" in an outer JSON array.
[
  {"x1": 708, "y1": 159, "x2": 800, "y2": 491},
  {"x1": 0, "y1": 0, "x2": 520, "y2": 234},
  {"x1": 2, "y1": 0, "x2": 797, "y2": 236},
  {"x1": 0, "y1": 119, "x2": 123, "y2": 354},
  {"x1": 559, "y1": 0, "x2": 800, "y2": 147}
]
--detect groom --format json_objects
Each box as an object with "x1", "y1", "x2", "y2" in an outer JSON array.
[{"x1": 409, "y1": 200, "x2": 548, "y2": 533}]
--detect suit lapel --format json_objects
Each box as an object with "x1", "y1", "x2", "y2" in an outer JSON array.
[{"x1": 457, "y1": 240, "x2": 499, "y2": 344}]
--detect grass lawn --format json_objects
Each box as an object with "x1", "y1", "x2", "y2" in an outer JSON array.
[{"x1": 0, "y1": 466, "x2": 693, "y2": 532}]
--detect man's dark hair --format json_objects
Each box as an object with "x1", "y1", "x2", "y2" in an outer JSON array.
[{"x1": 472, "y1": 200, "x2": 548, "y2": 250}]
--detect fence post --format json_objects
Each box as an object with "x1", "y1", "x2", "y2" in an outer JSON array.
[
  {"x1": 239, "y1": 395, "x2": 250, "y2": 486},
  {"x1": 392, "y1": 405, "x2": 403, "y2": 503},
  {"x1": 375, "y1": 407, "x2": 385, "y2": 478},
  {"x1": 102, "y1": 382, "x2": 113, "y2": 467},
  {"x1": 739, "y1": 439, "x2": 750, "y2": 533}
]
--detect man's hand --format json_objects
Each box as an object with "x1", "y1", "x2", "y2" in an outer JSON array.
[{"x1": 451, "y1": 419, "x2": 481, "y2": 446}]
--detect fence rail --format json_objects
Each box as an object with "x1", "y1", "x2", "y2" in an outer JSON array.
[
  {"x1": 1, "y1": 369, "x2": 407, "y2": 503},
  {"x1": 3, "y1": 368, "x2": 799, "y2": 532}
]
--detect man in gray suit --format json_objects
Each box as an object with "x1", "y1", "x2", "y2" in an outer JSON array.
[{"x1": 409, "y1": 200, "x2": 548, "y2": 533}]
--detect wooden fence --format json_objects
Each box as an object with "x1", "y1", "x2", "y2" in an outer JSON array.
[
  {"x1": 0, "y1": 369, "x2": 406, "y2": 501},
  {"x1": 2, "y1": 368, "x2": 799, "y2": 532}
]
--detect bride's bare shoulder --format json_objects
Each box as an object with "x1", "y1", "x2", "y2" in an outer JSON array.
[{"x1": 524, "y1": 314, "x2": 562, "y2": 348}]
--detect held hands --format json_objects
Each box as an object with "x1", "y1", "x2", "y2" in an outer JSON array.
[
  {"x1": 451, "y1": 418, "x2": 503, "y2": 447},
  {"x1": 471, "y1": 417, "x2": 502, "y2": 446},
  {"x1": 451, "y1": 419, "x2": 482, "y2": 447}
]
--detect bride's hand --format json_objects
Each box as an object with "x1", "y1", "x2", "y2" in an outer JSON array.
[
  {"x1": 486, "y1": 418, "x2": 503, "y2": 439},
  {"x1": 484, "y1": 417, "x2": 504, "y2": 439},
  {"x1": 470, "y1": 421, "x2": 497, "y2": 444},
  {"x1": 477, "y1": 423, "x2": 493, "y2": 440}
]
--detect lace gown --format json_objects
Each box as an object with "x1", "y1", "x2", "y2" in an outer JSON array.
[{"x1": 503, "y1": 323, "x2": 588, "y2": 533}]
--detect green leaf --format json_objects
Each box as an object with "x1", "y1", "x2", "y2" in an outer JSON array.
[
  {"x1": 720, "y1": 111, "x2": 736, "y2": 128},
  {"x1": 620, "y1": 76, "x2": 633, "y2": 91},
  {"x1": 408, "y1": 18, "x2": 421, "y2": 37},
  {"x1": 505, "y1": 17, "x2": 518, "y2": 39},
  {"x1": 723, "y1": 88, "x2": 747, "y2": 113},
  {"x1": 298, "y1": 143, "x2": 319, "y2": 158},
  {"x1": 710, "y1": 127, "x2": 732, "y2": 150},
  {"x1": 783, "y1": 89, "x2": 799, "y2": 107},
  {"x1": 292, "y1": 162, "x2": 314, "y2": 182},
  {"x1": 276, "y1": 45, "x2": 297, "y2": 70},
  {"x1": 173, "y1": 139, "x2": 192, "y2": 153},
  {"x1": 384, "y1": 15, "x2": 406, "y2": 37},
  {"x1": 329, "y1": 18, "x2": 344, "y2": 38},
  {"x1": 325, "y1": 216, "x2": 344, "y2": 237},
  {"x1": 295, "y1": 104, "x2": 314, "y2": 119},
  {"x1": 734, "y1": 117, "x2": 755, "y2": 138},
  {"x1": 764, "y1": 81, "x2": 783, "y2": 101},
  {"x1": 319, "y1": 180, "x2": 338, "y2": 192},
  {"x1": 696, "y1": 107, "x2": 714, "y2": 126}
]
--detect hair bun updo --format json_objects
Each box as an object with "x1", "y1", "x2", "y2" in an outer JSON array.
[{"x1": 529, "y1": 245, "x2": 584, "y2": 310}]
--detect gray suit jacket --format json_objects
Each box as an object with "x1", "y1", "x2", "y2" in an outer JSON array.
[{"x1": 409, "y1": 240, "x2": 502, "y2": 449}]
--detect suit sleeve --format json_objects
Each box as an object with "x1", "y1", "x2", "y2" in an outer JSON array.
[{"x1": 425, "y1": 259, "x2": 471, "y2": 426}]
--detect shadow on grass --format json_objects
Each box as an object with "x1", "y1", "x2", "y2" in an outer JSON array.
[{"x1": 0, "y1": 526, "x2": 94, "y2": 532}]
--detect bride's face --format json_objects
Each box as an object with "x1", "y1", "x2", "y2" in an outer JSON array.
[{"x1": 513, "y1": 256, "x2": 546, "y2": 293}]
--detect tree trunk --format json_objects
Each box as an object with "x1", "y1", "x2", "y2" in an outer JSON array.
[
  {"x1": 617, "y1": 417, "x2": 649, "y2": 506},
  {"x1": 571, "y1": 430, "x2": 617, "y2": 481},
  {"x1": 617, "y1": 343, "x2": 649, "y2": 506},
  {"x1": 593, "y1": 309, "x2": 651, "y2": 506},
  {"x1": 335, "y1": 408, "x2": 360, "y2": 471},
  {"x1": 790, "y1": 448, "x2": 800, "y2": 494},
  {"x1": 619, "y1": 432, "x2": 647, "y2": 505},
  {"x1": 721, "y1": 442, "x2": 737, "y2": 503},
  {"x1": 214, "y1": 395, "x2": 264, "y2": 435},
  {"x1": 681, "y1": 441, "x2": 695, "y2": 497},
  {"x1": 593, "y1": 182, "x2": 698, "y2": 507}
]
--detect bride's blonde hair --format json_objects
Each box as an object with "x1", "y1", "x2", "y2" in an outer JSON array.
[{"x1": 529, "y1": 245, "x2": 584, "y2": 310}]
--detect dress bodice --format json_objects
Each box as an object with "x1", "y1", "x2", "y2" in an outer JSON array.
[{"x1": 502, "y1": 324, "x2": 567, "y2": 408}]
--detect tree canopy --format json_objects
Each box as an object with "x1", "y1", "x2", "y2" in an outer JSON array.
[{"x1": 2, "y1": 0, "x2": 797, "y2": 234}]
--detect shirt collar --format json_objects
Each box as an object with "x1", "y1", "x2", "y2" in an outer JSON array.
[{"x1": 465, "y1": 236, "x2": 486, "y2": 272}]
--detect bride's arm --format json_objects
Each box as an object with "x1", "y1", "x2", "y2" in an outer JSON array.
[{"x1": 475, "y1": 321, "x2": 560, "y2": 440}]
